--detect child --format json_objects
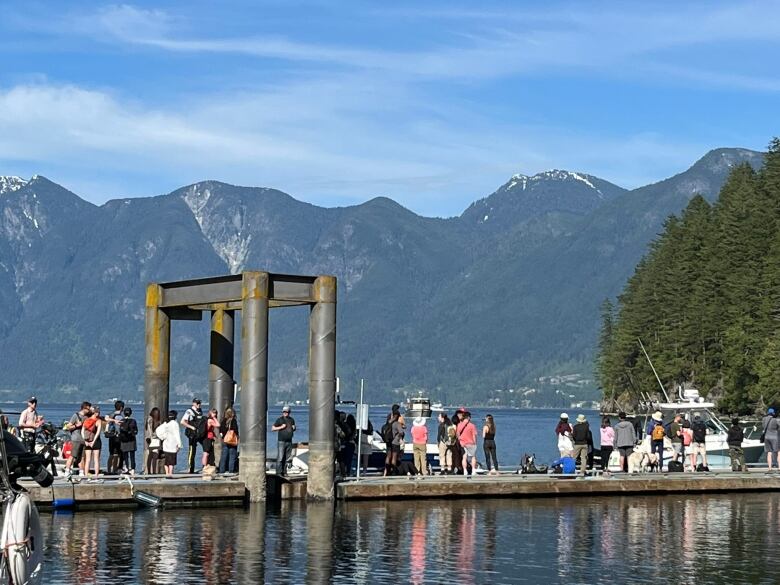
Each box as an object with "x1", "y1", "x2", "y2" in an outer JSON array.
[
  {"x1": 157, "y1": 410, "x2": 182, "y2": 478},
  {"x1": 727, "y1": 418, "x2": 747, "y2": 472},
  {"x1": 119, "y1": 407, "x2": 138, "y2": 474}
]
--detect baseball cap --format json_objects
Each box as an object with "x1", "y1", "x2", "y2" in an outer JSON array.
[
  {"x1": 282, "y1": 405, "x2": 291, "y2": 412},
  {"x1": 27, "y1": 396, "x2": 37, "y2": 404}
]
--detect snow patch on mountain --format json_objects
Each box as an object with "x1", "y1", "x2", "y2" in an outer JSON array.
[{"x1": 0, "y1": 176, "x2": 27, "y2": 195}]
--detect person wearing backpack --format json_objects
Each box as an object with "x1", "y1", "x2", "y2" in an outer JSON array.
[
  {"x1": 119, "y1": 407, "x2": 138, "y2": 474},
  {"x1": 650, "y1": 413, "x2": 665, "y2": 472},
  {"x1": 691, "y1": 415, "x2": 709, "y2": 471},
  {"x1": 571, "y1": 414, "x2": 590, "y2": 476},
  {"x1": 180, "y1": 398, "x2": 204, "y2": 474},
  {"x1": 105, "y1": 400, "x2": 125, "y2": 474}
]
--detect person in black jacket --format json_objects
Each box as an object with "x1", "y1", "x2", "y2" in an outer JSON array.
[
  {"x1": 571, "y1": 414, "x2": 590, "y2": 476},
  {"x1": 727, "y1": 418, "x2": 746, "y2": 472}
]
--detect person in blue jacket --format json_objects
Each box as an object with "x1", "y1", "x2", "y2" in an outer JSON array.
[{"x1": 551, "y1": 455, "x2": 576, "y2": 474}]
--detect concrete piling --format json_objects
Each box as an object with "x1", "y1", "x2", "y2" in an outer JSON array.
[
  {"x1": 209, "y1": 308, "x2": 235, "y2": 467},
  {"x1": 143, "y1": 284, "x2": 170, "y2": 468}
]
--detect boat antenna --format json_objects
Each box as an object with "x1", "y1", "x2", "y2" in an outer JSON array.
[{"x1": 637, "y1": 337, "x2": 671, "y2": 403}]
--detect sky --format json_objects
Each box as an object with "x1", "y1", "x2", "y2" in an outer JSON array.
[{"x1": 0, "y1": 1, "x2": 778, "y2": 217}]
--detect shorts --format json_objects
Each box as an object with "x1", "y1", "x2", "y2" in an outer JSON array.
[
  {"x1": 164, "y1": 452, "x2": 177, "y2": 466},
  {"x1": 463, "y1": 444, "x2": 477, "y2": 458},
  {"x1": 391, "y1": 444, "x2": 402, "y2": 455},
  {"x1": 70, "y1": 442, "x2": 85, "y2": 464},
  {"x1": 85, "y1": 438, "x2": 102, "y2": 451},
  {"x1": 672, "y1": 442, "x2": 683, "y2": 456},
  {"x1": 109, "y1": 436, "x2": 122, "y2": 455},
  {"x1": 202, "y1": 438, "x2": 214, "y2": 454},
  {"x1": 692, "y1": 442, "x2": 706, "y2": 455},
  {"x1": 765, "y1": 435, "x2": 779, "y2": 452},
  {"x1": 618, "y1": 446, "x2": 633, "y2": 458}
]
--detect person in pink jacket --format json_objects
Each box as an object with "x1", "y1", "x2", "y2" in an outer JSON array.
[
  {"x1": 600, "y1": 417, "x2": 615, "y2": 471},
  {"x1": 457, "y1": 412, "x2": 478, "y2": 476},
  {"x1": 411, "y1": 417, "x2": 428, "y2": 476}
]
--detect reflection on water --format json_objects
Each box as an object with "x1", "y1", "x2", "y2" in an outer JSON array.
[{"x1": 41, "y1": 494, "x2": 780, "y2": 584}]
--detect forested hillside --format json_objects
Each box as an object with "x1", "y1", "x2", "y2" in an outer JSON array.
[{"x1": 597, "y1": 139, "x2": 780, "y2": 414}]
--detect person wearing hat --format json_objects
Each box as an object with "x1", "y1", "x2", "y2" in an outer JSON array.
[
  {"x1": 762, "y1": 407, "x2": 780, "y2": 471},
  {"x1": 649, "y1": 412, "x2": 666, "y2": 472},
  {"x1": 571, "y1": 414, "x2": 590, "y2": 476},
  {"x1": 181, "y1": 398, "x2": 204, "y2": 474},
  {"x1": 18, "y1": 396, "x2": 43, "y2": 453},
  {"x1": 411, "y1": 417, "x2": 428, "y2": 476},
  {"x1": 555, "y1": 413, "x2": 573, "y2": 457},
  {"x1": 272, "y1": 405, "x2": 296, "y2": 477}
]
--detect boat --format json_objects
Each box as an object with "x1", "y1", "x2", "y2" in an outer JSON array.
[
  {"x1": 405, "y1": 394, "x2": 433, "y2": 419},
  {"x1": 602, "y1": 387, "x2": 765, "y2": 468}
]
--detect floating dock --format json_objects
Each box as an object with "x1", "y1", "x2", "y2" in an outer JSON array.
[
  {"x1": 23, "y1": 474, "x2": 247, "y2": 510},
  {"x1": 336, "y1": 471, "x2": 780, "y2": 501}
]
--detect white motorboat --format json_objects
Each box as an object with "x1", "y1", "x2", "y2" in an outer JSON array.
[{"x1": 604, "y1": 388, "x2": 764, "y2": 469}]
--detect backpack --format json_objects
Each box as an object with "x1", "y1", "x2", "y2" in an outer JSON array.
[
  {"x1": 119, "y1": 418, "x2": 136, "y2": 441},
  {"x1": 692, "y1": 421, "x2": 706, "y2": 443},
  {"x1": 446, "y1": 424, "x2": 457, "y2": 446},
  {"x1": 664, "y1": 422, "x2": 675, "y2": 439},
  {"x1": 83, "y1": 417, "x2": 97, "y2": 442},
  {"x1": 651, "y1": 424, "x2": 665, "y2": 441},
  {"x1": 380, "y1": 422, "x2": 394, "y2": 444},
  {"x1": 667, "y1": 460, "x2": 684, "y2": 473},
  {"x1": 682, "y1": 428, "x2": 693, "y2": 447},
  {"x1": 185, "y1": 410, "x2": 206, "y2": 441}
]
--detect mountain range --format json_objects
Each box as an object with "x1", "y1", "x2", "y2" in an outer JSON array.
[{"x1": 0, "y1": 147, "x2": 764, "y2": 406}]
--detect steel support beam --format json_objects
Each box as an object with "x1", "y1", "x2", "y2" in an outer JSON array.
[
  {"x1": 307, "y1": 275, "x2": 337, "y2": 500},
  {"x1": 143, "y1": 284, "x2": 170, "y2": 472},
  {"x1": 239, "y1": 272, "x2": 270, "y2": 501}
]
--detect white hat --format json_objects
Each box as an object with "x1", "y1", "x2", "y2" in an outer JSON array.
[
  {"x1": 412, "y1": 417, "x2": 426, "y2": 427},
  {"x1": 560, "y1": 413, "x2": 569, "y2": 420},
  {"x1": 576, "y1": 414, "x2": 587, "y2": 423},
  {"x1": 652, "y1": 411, "x2": 663, "y2": 422}
]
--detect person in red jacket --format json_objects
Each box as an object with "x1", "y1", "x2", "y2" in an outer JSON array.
[{"x1": 457, "y1": 411, "x2": 478, "y2": 476}]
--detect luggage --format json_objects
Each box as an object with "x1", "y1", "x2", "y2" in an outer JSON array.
[{"x1": 667, "y1": 460, "x2": 684, "y2": 473}]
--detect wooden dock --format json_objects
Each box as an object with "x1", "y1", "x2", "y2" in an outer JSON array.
[{"x1": 336, "y1": 471, "x2": 780, "y2": 501}]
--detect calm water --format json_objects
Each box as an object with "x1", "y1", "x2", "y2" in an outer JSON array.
[{"x1": 41, "y1": 494, "x2": 780, "y2": 584}]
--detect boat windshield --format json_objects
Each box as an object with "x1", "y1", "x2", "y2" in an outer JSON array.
[{"x1": 659, "y1": 407, "x2": 727, "y2": 434}]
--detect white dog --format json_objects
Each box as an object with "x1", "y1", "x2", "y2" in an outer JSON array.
[{"x1": 627, "y1": 450, "x2": 660, "y2": 473}]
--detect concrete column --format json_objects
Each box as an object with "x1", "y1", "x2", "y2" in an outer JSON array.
[
  {"x1": 143, "y1": 284, "x2": 170, "y2": 473},
  {"x1": 307, "y1": 275, "x2": 337, "y2": 500},
  {"x1": 209, "y1": 308, "x2": 234, "y2": 467},
  {"x1": 239, "y1": 272, "x2": 270, "y2": 502}
]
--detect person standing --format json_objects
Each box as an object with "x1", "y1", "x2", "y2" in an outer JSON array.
[
  {"x1": 728, "y1": 418, "x2": 747, "y2": 472},
  {"x1": 411, "y1": 417, "x2": 428, "y2": 476},
  {"x1": 482, "y1": 414, "x2": 499, "y2": 475},
  {"x1": 359, "y1": 417, "x2": 373, "y2": 474},
  {"x1": 555, "y1": 413, "x2": 573, "y2": 457},
  {"x1": 762, "y1": 408, "x2": 780, "y2": 471},
  {"x1": 202, "y1": 409, "x2": 219, "y2": 468},
  {"x1": 691, "y1": 415, "x2": 709, "y2": 470},
  {"x1": 158, "y1": 410, "x2": 182, "y2": 478},
  {"x1": 571, "y1": 414, "x2": 590, "y2": 476},
  {"x1": 457, "y1": 412, "x2": 478, "y2": 477},
  {"x1": 599, "y1": 418, "x2": 615, "y2": 471},
  {"x1": 181, "y1": 398, "x2": 204, "y2": 474},
  {"x1": 105, "y1": 400, "x2": 125, "y2": 474},
  {"x1": 669, "y1": 413, "x2": 684, "y2": 463},
  {"x1": 145, "y1": 407, "x2": 162, "y2": 475},
  {"x1": 65, "y1": 402, "x2": 91, "y2": 479},
  {"x1": 119, "y1": 407, "x2": 138, "y2": 474},
  {"x1": 391, "y1": 412, "x2": 406, "y2": 474},
  {"x1": 650, "y1": 413, "x2": 665, "y2": 472},
  {"x1": 682, "y1": 420, "x2": 695, "y2": 472},
  {"x1": 18, "y1": 396, "x2": 42, "y2": 453},
  {"x1": 437, "y1": 413, "x2": 453, "y2": 475},
  {"x1": 614, "y1": 412, "x2": 636, "y2": 473},
  {"x1": 83, "y1": 406, "x2": 104, "y2": 479},
  {"x1": 219, "y1": 407, "x2": 239, "y2": 474},
  {"x1": 272, "y1": 405, "x2": 296, "y2": 477}
]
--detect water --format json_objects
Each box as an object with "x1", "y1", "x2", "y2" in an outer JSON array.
[{"x1": 40, "y1": 494, "x2": 780, "y2": 584}]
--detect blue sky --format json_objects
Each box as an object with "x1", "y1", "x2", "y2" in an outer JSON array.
[{"x1": 0, "y1": 1, "x2": 778, "y2": 216}]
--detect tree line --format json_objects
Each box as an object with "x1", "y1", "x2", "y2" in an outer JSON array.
[{"x1": 597, "y1": 138, "x2": 780, "y2": 414}]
